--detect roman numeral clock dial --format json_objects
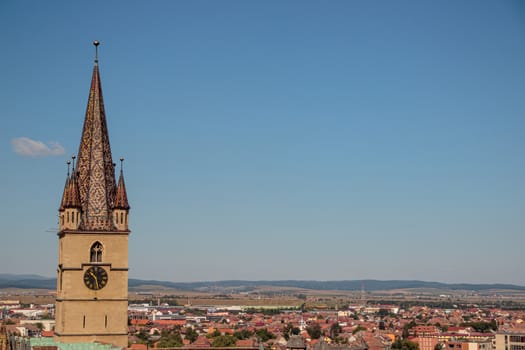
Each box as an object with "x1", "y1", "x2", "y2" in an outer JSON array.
[{"x1": 83, "y1": 266, "x2": 108, "y2": 290}]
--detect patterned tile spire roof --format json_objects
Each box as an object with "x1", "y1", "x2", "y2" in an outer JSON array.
[
  {"x1": 60, "y1": 173, "x2": 82, "y2": 211},
  {"x1": 59, "y1": 171, "x2": 70, "y2": 211},
  {"x1": 59, "y1": 158, "x2": 82, "y2": 211},
  {"x1": 74, "y1": 42, "x2": 117, "y2": 230},
  {"x1": 114, "y1": 158, "x2": 130, "y2": 210},
  {"x1": 67, "y1": 168, "x2": 82, "y2": 209}
]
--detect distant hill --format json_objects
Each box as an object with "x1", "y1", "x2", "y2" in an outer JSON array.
[
  {"x1": 127, "y1": 279, "x2": 525, "y2": 292},
  {"x1": 0, "y1": 274, "x2": 52, "y2": 281},
  {"x1": 0, "y1": 275, "x2": 56, "y2": 289},
  {"x1": 1, "y1": 274, "x2": 524, "y2": 291}
]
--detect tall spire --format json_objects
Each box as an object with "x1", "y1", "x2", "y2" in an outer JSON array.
[{"x1": 75, "y1": 41, "x2": 117, "y2": 230}]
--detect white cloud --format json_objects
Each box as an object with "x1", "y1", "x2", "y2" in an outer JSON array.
[{"x1": 11, "y1": 137, "x2": 66, "y2": 157}]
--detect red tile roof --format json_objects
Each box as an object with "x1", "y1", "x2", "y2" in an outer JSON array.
[{"x1": 130, "y1": 344, "x2": 147, "y2": 350}]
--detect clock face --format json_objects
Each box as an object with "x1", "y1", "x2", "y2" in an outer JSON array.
[{"x1": 83, "y1": 266, "x2": 108, "y2": 290}]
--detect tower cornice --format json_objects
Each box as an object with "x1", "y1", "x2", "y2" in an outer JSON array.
[{"x1": 58, "y1": 229, "x2": 130, "y2": 237}]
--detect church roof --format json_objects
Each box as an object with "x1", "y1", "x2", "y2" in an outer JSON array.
[{"x1": 74, "y1": 47, "x2": 118, "y2": 230}]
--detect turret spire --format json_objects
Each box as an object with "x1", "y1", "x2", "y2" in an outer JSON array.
[
  {"x1": 115, "y1": 157, "x2": 130, "y2": 210},
  {"x1": 59, "y1": 161, "x2": 71, "y2": 211},
  {"x1": 60, "y1": 156, "x2": 82, "y2": 210}
]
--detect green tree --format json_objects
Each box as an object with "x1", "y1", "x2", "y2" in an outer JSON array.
[
  {"x1": 283, "y1": 323, "x2": 300, "y2": 340},
  {"x1": 157, "y1": 329, "x2": 183, "y2": 348},
  {"x1": 352, "y1": 325, "x2": 366, "y2": 335},
  {"x1": 402, "y1": 321, "x2": 417, "y2": 339},
  {"x1": 282, "y1": 323, "x2": 293, "y2": 341},
  {"x1": 435, "y1": 343, "x2": 444, "y2": 350},
  {"x1": 159, "y1": 297, "x2": 179, "y2": 306},
  {"x1": 391, "y1": 339, "x2": 419, "y2": 350},
  {"x1": 307, "y1": 323, "x2": 322, "y2": 339},
  {"x1": 234, "y1": 329, "x2": 254, "y2": 340},
  {"x1": 210, "y1": 329, "x2": 221, "y2": 338},
  {"x1": 186, "y1": 327, "x2": 199, "y2": 343},
  {"x1": 377, "y1": 309, "x2": 391, "y2": 318},
  {"x1": 255, "y1": 328, "x2": 275, "y2": 342},
  {"x1": 212, "y1": 335, "x2": 237, "y2": 347},
  {"x1": 460, "y1": 321, "x2": 497, "y2": 333},
  {"x1": 136, "y1": 329, "x2": 149, "y2": 342},
  {"x1": 330, "y1": 323, "x2": 342, "y2": 338}
]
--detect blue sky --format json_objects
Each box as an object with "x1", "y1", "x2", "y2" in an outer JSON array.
[{"x1": 1, "y1": 1, "x2": 524, "y2": 284}]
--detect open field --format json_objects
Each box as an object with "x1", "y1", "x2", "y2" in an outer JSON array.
[{"x1": 3, "y1": 283, "x2": 525, "y2": 309}]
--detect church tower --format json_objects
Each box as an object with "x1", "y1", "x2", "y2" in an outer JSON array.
[{"x1": 55, "y1": 41, "x2": 130, "y2": 349}]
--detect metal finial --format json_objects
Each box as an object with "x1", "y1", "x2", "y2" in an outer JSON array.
[
  {"x1": 71, "y1": 155, "x2": 76, "y2": 172},
  {"x1": 120, "y1": 157, "x2": 124, "y2": 172},
  {"x1": 67, "y1": 160, "x2": 71, "y2": 177},
  {"x1": 93, "y1": 40, "x2": 100, "y2": 63}
]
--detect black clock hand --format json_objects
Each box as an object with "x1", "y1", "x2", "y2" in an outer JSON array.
[{"x1": 89, "y1": 271, "x2": 99, "y2": 289}]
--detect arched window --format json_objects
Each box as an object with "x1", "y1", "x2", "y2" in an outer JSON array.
[{"x1": 90, "y1": 242, "x2": 103, "y2": 262}]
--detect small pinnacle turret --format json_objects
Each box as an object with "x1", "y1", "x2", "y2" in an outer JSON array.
[
  {"x1": 114, "y1": 158, "x2": 130, "y2": 210},
  {"x1": 59, "y1": 160, "x2": 71, "y2": 212},
  {"x1": 113, "y1": 157, "x2": 130, "y2": 230},
  {"x1": 59, "y1": 157, "x2": 82, "y2": 230}
]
